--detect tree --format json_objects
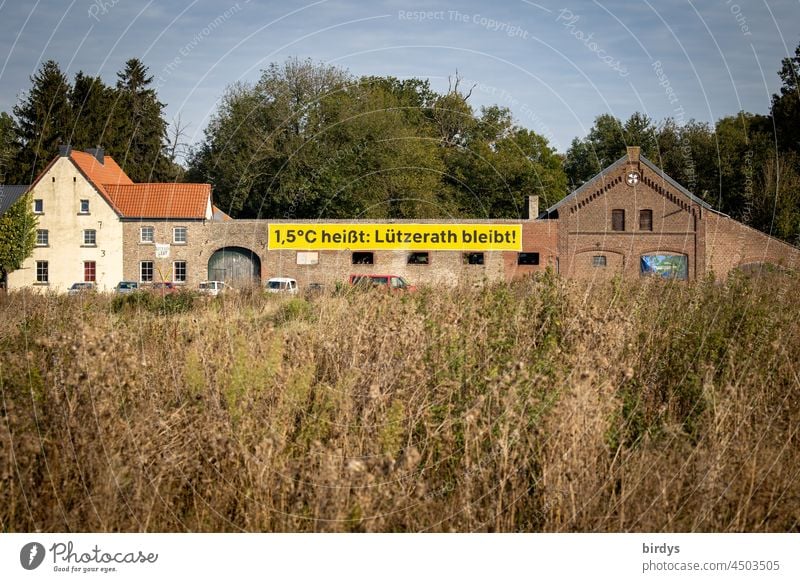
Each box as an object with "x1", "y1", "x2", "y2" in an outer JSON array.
[
  {"x1": 0, "y1": 194, "x2": 37, "y2": 285},
  {"x1": 114, "y1": 58, "x2": 171, "y2": 181},
  {"x1": 563, "y1": 113, "x2": 657, "y2": 188},
  {"x1": 189, "y1": 58, "x2": 566, "y2": 219},
  {"x1": 771, "y1": 41, "x2": 800, "y2": 154},
  {"x1": 12, "y1": 60, "x2": 73, "y2": 182},
  {"x1": 70, "y1": 71, "x2": 116, "y2": 151},
  {"x1": 0, "y1": 112, "x2": 19, "y2": 183}
]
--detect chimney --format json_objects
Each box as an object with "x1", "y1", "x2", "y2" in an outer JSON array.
[
  {"x1": 85, "y1": 147, "x2": 104, "y2": 164},
  {"x1": 58, "y1": 144, "x2": 72, "y2": 157},
  {"x1": 626, "y1": 146, "x2": 641, "y2": 162},
  {"x1": 528, "y1": 195, "x2": 539, "y2": 220}
]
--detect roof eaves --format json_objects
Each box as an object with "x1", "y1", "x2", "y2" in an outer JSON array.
[
  {"x1": 545, "y1": 154, "x2": 629, "y2": 214},
  {"x1": 639, "y1": 155, "x2": 714, "y2": 211}
]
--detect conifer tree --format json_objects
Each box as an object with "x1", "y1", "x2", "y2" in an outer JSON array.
[
  {"x1": 12, "y1": 60, "x2": 73, "y2": 182},
  {"x1": 114, "y1": 58, "x2": 170, "y2": 181}
]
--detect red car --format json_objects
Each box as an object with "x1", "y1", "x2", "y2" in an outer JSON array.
[
  {"x1": 147, "y1": 282, "x2": 180, "y2": 295},
  {"x1": 349, "y1": 274, "x2": 416, "y2": 292}
]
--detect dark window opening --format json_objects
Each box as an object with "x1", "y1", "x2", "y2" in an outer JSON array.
[
  {"x1": 407, "y1": 252, "x2": 429, "y2": 265},
  {"x1": 84, "y1": 261, "x2": 96, "y2": 282},
  {"x1": 639, "y1": 209, "x2": 653, "y2": 231},
  {"x1": 612, "y1": 209, "x2": 625, "y2": 231},
  {"x1": 140, "y1": 261, "x2": 154, "y2": 282},
  {"x1": 517, "y1": 252, "x2": 540, "y2": 266},
  {"x1": 593, "y1": 255, "x2": 607, "y2": 267},
  {"x1": 463, "y1": 252, "x2": 484, "y2": 265},
  {"x1": 36, "y1": 261, "x2": 48, "y2": 283},
  {"x1": 352, "y1": 252, "x2": 374, "y2": 265}
]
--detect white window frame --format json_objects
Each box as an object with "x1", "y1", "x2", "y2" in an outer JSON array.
[
  {"x1": 173, "y1": 226, "x2": 187, "y2": 244},
  {"x1": 140, "y1": 226, "x2": 154, "y2": 243},
  {"x1": 33, "y1": 199, "x2": 43, "y2": 214},
  {"x1": 79, "y1": 199, "x2": 90, "y2": 214},
  {"x1": 36, "y1": 229, "x2": 49, "y2": 246},
  {"x1": 83, "y1": 229, "x2": 97, "y2": 246}
]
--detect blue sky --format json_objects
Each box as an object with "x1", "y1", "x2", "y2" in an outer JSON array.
[{"x1": 0, "y1": 0, "x2": 798, "y2": 153}]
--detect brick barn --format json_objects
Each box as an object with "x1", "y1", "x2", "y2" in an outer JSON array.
[{"x1": 3, "y1": 146, "x2": 798, "y2": 292}]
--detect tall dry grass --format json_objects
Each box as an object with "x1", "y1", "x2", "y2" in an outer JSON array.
[{"x1": 1, "y1": 271, "x2": 798, "y2": 532}]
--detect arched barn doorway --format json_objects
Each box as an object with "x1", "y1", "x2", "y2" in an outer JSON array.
[{"x1": 208, "y1": 247, "x2": 261, "y2": 284}]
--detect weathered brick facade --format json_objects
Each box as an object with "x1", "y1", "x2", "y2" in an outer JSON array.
[
  {"x1": 120, "y1": 148, "x2": 800, "y2": 289},
  {"x1": 14, "y1": 147, "x2": 800, "y2": 292},
  {"x1": 548, "y1": 147, "x2": 799, "y2": 281}
]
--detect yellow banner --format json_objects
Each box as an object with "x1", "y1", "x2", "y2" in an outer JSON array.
[{"x1": 268, "y1": 223, "x2": 521, "y2": 251}]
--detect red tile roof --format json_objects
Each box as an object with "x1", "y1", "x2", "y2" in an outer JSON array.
[
  {"x1": 105, "y1": 183, "x2": 211, "y2": 219},
  {"x1": 70, "y1": 151, "x2": 133, "y2": 195},
  {"x1": 67, "y1": 150, "x2": 211, "y2": 219}
]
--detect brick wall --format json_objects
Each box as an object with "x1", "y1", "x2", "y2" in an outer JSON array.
[
  {"x1": 558, "y1": 150, "x2": 704, "y2": 280},
  {"x1": 121, "y1": 218, "x2": 557, "y2": 290},
  {"x1": 704, "y1": 212, "x2": 800, "y2": 278}
]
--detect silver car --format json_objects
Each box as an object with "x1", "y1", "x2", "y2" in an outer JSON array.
[
  {"x1": 115, "y1": 281, "x2": 139, "y2": 294},
  {"x1": 68, "y1": 282, "x2": 96, "y2": 295}
]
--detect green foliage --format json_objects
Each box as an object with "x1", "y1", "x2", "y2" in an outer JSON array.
[
  {"x1": 4, "y1": 58, "x2": 176, "y2": 184},
  {"x1": 273, "y1": 297, "x2": 313, "y2": 324},
  {"x1": 113, "y1": 59, "x2": 173, "y2": 181},
  {"x1": 563, "y1": 105, "x2": 800, "y2": 244},
  {"x1": 188, "y1": 59, "x2": 566, "y2": 219},
  {"x1": 771, "y1": 41, "x2": 800, "y2": 154},
  {"x1": 12, "y1": 60, "x2": 73, "y2": 182},
  {"x1": 111, "y1": 290, "x2": 196, "y2": 315},
  {"x1": 0, "y1": 194, "x2": 37, "y2": 276}
]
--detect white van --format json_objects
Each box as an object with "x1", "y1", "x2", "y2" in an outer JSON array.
[
  {"x1": 266, "y1": 277, "x2": 298, "y2": 295},
  {"x1": 199, "y1": 280, "x2": 232, "y2": 296}
]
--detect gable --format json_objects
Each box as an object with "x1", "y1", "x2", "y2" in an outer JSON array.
[{"x1": 546, "y1": 149, "x2": 713, "y2": 218}]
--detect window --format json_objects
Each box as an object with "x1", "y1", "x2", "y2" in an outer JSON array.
[
  {"x1": 33, "y1": 199, "x2": 43, "y2": 214},
  {"x1": 140, "y1": 261, "x2": 154, "y2": 282},
  {"x1": 407, "y1": 252, "x2": 429, "y2": 265},
  {"x1": 296, "y1": 251, "x2": 319, "y2": 265},
  {"x1": 173, "y1": 261, "x2": 187, "y2": 283},
  {"x1": 593, "y1": 255, "x2": 607, "y2": 267},
  {"x1": 36, "y1": 229, "x2": 49, "y2": 246},
  {"x1": 639, "y1": 209, "x2": 653, "y2": 231},
  {"x1": 84, "y1": 261, "x2": 96, "y2": 282},
  {"x1": 352, "y1": 252, "x2": 374, "y2": 265},
  {"x1": 463, "y1": 252, "x2": 484, "y2": 265},
  {"x1": 641, "y1": 254, "x2": 688, "y2": 280},
  {"x1": 79, "y1": 199, "x2": 90, "y2": 214},
  {"x1": 611, "y1": 209, "x2": 625, "y2": 231},
  {"x1": 83, "y1": 229, "x2": 96, "y2": 246},
  {"x1": 36, "y1": 261, "x2": 48, "y2": 283},
  {"x1": 517, "y1": 252, "x2": 540, "y2": 266},
  {"x1": 173, "y1": 226, "x2": 187, "y2": 244},
  {"x1": 140, "y1": 226, "x2": 154, "y2": 243}
]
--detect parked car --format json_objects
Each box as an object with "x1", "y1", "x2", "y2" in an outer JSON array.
[
  {"x1": 349, "y1": 274, "x2": 416, "y2": 292},
  {"x1": 115, "y1": 281, "x2": 139, "y2": 294},
  {"x1": 147, "y1": 281, "x2": 179, "y2": 295},
  {"x1": 68, "y1": 282, "x2": 96, "y2": 295},
  {"x1": 266, "y1": 277, "x2": 299, "y2": 294},
  {"x1": 198, "y1": 280, "x2": 232, "y2": 296}
]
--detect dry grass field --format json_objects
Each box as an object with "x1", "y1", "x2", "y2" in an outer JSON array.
[{"x1": 1, "y1": 272, "x2": 799, "y2": 532}]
